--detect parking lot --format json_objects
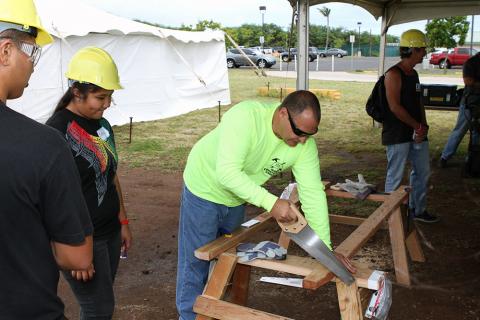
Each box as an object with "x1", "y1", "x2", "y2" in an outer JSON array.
[{"x1": 251, "y1": 56, "x2": 463, "y2": 74}]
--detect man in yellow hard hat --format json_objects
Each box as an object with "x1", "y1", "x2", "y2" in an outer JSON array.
[
  {"x1": 0, "y1": 0, "x2": 94, "y2": 318},
  {"x1": 383, "y1": 29, "x2": 439, "y2": 223}
]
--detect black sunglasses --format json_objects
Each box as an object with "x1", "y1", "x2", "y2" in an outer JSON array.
[{"x1": 286, "y1": 108, "x2": 317, "y2": 137}]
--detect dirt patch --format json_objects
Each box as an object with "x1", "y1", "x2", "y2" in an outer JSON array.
[{"x1": 59, "y1": 163, "x2": 480, "y2": 320}]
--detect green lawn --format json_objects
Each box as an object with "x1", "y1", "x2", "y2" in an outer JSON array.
[{"x1": 114, "y1": 69, "x2": 464, "y2": 175}]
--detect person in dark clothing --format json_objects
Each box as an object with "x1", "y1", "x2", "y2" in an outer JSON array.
[
  {"x1": 439, "y1": 53, "x2": 480, "y2": 167},
  {"x1": 383, "y1": 29, "x2": 439, "y2": 223},
  {"x1": 46, "y1": 46, "x2": 132, "y2": 320},
  {"x1": 0, "y1": 0, "x2": 93, "y2": 319}
]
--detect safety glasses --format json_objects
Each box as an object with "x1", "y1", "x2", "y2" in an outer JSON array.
[
  {"x1": 0, "y1": 36, "x2": 42, "y2": 66},
  {"x1": 286, "y1": 108, "x2": 317, "y2": 137}
]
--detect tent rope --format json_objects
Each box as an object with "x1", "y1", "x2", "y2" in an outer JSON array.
[{"x1": 223, "y1": 31, "x2": 268, "y2": 78}]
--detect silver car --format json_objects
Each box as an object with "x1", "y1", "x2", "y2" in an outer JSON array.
[
  {"x1": 226, "y1": 48, "x2": 276, "y2": 69},
  {"x1": 318, "y1": 48, "x2": 348, "y2": 58}
]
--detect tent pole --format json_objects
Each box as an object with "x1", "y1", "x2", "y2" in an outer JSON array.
[
  {"x1": 296, "y1": 0, "x2": 309, "y2": 90},
  {"x1": 378, "y1": 7, "x2": 388, "y2": 77}
]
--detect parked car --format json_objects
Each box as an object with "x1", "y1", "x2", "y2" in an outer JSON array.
[
  {"x1": 426, "y1": 47, "x2": 448, "y2": 60},
  {"x1": 318, "y1": 48, "x2": 348, "y2": 58},
  {"x1": 272, "y1": 46, "x2": 286, "y2": 53},
  {"x1": 248, "y1": 47, "x2": 273, "y2": 55},
  {"x1": 280, "y1": 47, "x2": 318, "y2": 62},
  {"x1": 226, "y1": 48, "x2": 276, "y2": 69},
  {"x1": 429, "y1": 47, "x2": 478, "y2": 69}
]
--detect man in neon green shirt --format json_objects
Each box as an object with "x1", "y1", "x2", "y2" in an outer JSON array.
[{"x1": 176, "y1": 90, "x2": 354, "y2": 320}]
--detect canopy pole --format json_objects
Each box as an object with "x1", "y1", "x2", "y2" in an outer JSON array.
[
  {"x1": 378, "y1": 8, "x2": 388, "y2": 77},
  {"x1": 296, "y1": 0, "x2": 309, "y2": 90}
]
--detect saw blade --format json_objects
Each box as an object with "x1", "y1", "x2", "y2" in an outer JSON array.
[{"x1": 288, "y1": 225, "x2": 355, "y2": 285}]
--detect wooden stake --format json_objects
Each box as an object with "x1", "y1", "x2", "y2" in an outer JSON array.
[
  {"x1": 336, "y1": 279, "x2": 364, "y2": 320},
  {"x1": 388, "y1": 207, "x2": 411, "y2": 286},
  {"x1": 405, "y1": 229, "x2": 425, "y2": 262},
  {"x1": 230, "y1": 264, "x2": 251, "y2": 306}
]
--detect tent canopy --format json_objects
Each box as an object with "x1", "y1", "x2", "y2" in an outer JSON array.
[
  {"x1": 37, "y1": 0, "x2": 224, "y2": 42},
  {"x1": 296, "y1": 0, "x2": 480, "y2": 28}
]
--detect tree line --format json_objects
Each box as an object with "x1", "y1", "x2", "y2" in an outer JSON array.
[{"x1": 137, "y1": 15, "x2": 471, "y2": 51}]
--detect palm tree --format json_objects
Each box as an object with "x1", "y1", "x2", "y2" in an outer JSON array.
[{"x1": 318, "y1": 6, "x2": 331, "y2": 51}]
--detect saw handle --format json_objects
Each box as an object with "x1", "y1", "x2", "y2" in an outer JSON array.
[{"x1": 277, "y1": 203, "x2": 308, "y2": 234}]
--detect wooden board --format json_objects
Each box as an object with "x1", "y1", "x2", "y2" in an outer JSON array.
[
  {"x1": 197, "y1": 253, "x2": 238, "y2": 320},
  {"x1": 230, "y1": 264, "x2": 251, "y2": 306},
  {"x1": 405, "y1": 229, "x2": 425, "y2": 262},
  {"x1": 239, "y1": 255, "x2": 379, "y2": 290},
  {"x1": 336, "y1": 280, "x2": 364, "y2": 320},
  {"x1": 195, "y1": 211, "x2": 273, "y2": 261},
  {"x1": 325, "y1": 189, "x2": 389, "y2": 202},
  {"x1": 388, "y1": 208, "x2": 410, "y2": 286},
  {"x1": 335, "y1": 186, "x2": 409, "y2": 258},
  {"x1": 194, "y1": 295, "x2": 294, "y2": 320}
]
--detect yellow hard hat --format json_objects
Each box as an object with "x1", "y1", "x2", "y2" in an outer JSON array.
[
  {"x1": 0, "y1": 0, "x2": 53, "y2": 46},
  {"x1": 400, "y1": 29, "x2": 427, "y2": 48},
  {"x1": 66, "y1": 47, "x2": 123, "y2": 90}
]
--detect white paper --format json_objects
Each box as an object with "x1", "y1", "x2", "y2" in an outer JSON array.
[
  {"x1": 259, "y1": 277, "x2": 303, "y2": 288},
  {"x1": 367, "y1": 270, "x2": 385, "y2": 290},
  {"x1": 241, "y1": 219, "x2": 260, "y2": 228}
]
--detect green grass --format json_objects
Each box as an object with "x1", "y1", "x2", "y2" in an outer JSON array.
[{"x1": 114, "y1": 69, "x2": 467, "y2": 175}]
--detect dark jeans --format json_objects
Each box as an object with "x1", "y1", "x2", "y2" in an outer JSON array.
[{"x1": 62, "y1": 230, "x2": 121, "y2": 320}]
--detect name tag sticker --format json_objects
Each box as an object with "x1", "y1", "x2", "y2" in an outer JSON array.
[{"x1": 97, "y1": 127, "x2": 110, "y2": 140}]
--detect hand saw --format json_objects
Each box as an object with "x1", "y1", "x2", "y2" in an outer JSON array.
[{"x1": 277, "y1": 203, "x2": 355, "y2": 285}]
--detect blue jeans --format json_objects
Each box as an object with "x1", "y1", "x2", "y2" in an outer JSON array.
[
  {"x1": 385, "y1": 141, "x2": 430, "y2": 215},
  {"x1": 441, "y1": 102, "x2": 479, "y2": 160},
  {"x1": 176, "y1": 185, "x2": 245, "y2": 320},
  {"x1": 62, "y1": 230, "x2": 121, "y2": 320}
]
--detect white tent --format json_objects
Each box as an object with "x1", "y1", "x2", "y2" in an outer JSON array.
[{"x1": 8, "y1": 0, "x2": 230, "y2": 125}]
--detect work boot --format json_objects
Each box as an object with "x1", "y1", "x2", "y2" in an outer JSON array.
[
  {"x1": 438, "y1": 157, "x2": 448, "y2": 168},
  {"x1": 414, "y1": 211, "x2": 440, "y2": 224}
]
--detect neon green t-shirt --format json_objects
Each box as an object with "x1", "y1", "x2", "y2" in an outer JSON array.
[{"x1": 183, "y1": 100, "x2": 331, "y2": 249}]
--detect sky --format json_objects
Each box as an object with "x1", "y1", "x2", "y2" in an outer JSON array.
[{"x1": 80, "y1": 0, "x2": 478, "y2": 38}]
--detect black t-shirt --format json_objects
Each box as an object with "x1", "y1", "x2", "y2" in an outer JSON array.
[
  {"x1": 46, "y1": 109, "x2": 120, "y2": 239},
  {"x1": 382, "y1": 65, "x2": 423, "y2": 145},
  {"x1": 463, "y1": 53, "x2": 480, "y2": 82},
  {"x1": 0, "y1": 104, "x2": 93, "y2": 320}
]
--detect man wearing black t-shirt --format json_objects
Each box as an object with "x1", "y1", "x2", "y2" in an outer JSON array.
[
  {"x1": 0, "y1": 1, "x2": 93, "y2": 319},
  {"x1": 383, "y1": 29, "x2": 439, "y2": 223}
]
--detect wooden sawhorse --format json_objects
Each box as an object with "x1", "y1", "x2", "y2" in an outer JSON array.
[{"x1": 193, "y1": 185, "x2": 424, "y2": 319}]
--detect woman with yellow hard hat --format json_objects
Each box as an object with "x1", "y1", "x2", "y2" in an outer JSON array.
[{"x1": 46, "y1": 46, "x2": 132, "y2": 319}]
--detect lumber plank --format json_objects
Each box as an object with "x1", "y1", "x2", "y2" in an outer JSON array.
[
  {"x1": 329, "y1": 214, "x2": 388, "y2": 229},
  {"x1": 405, "y1": 229, "x2": 425, "y2": 262},
  {"x1": 197, "y1": 253, "x2": 238, "y2": 320},
  {"x1": 239, "y1": 255, "x2": 325, "y2": 278},
  {"x1": 326, "y1": 189, "x2": 389, "y2": 202},
  {"x1": 196, "y1": 181, "x2": 302, "y2": 262},
  {"x1": 195, "y1": 212, "x2": 273, "y2": 261},
  {"x1": 335, "y1": 186, "x2": 409, "y2": 258},
  {"x1": 303, "y1": 269, "x2": 334, "y2": 289},
  {"x1": 336, "y1": 279, "x2": 364, "y2": 320},
  {"x1": 203, "y1": 253, "x2": 238, "y2": 298},
  {"x1": 230, "y1": 264, "x2": 251, "y2": 306},
  {"x1": 194, "y1": 295, "x2": 293, "y2": 320},
  {"x1": 239, "y1": 255, "x2": 379, "y2": 290},
  {"x1": 388, "y1": 207, "x2": 411, "y2": 286}
]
